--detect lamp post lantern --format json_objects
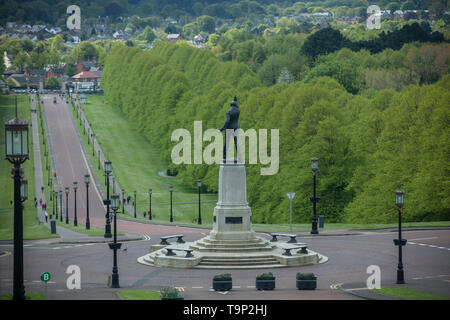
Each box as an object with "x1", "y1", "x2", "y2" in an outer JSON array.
[
  {"x1": 5, "y1": 95, "x2": 29, "y2": 300},
  {"x1": 169, "y1": 186, "x2": 173, "y2": 223},
  {"x1": 73, "y1": 182, "x2": 78, "y2": 226},
  {"x1": 310, "y1": 157, "x2": 319, "y2": 235},
  {"x1": 148, "y1": 188, "x2": 152, "y2": 220},
  {"x1": 109, "y1": 194, "x2": 122, "y2": 288},
  {"x1": 287, "y1": 192, "x2": 295, "y2": 231},
  {"x1": 84, "y1": 174, "x2": 90, "y2": 230},
  {"x1": 65, "y1": 187, "x2": 69, "y2": 224},
  {"x1": 394, "y1": 190, "x2": 406, "y2": 284},
  {"x1": 197, "y1": 180, "x2": 202, "y2": 224},
  {"x1": 104, "y1": 160, "x2": 112, "y2": 238}
]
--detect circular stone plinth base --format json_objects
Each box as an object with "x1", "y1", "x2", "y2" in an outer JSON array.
[{"x1": 137, "y1": 239, "x2": 328, "y2": 269}]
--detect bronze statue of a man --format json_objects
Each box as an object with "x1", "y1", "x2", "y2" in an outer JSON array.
[{"x1": 220, "y1": 96, "x2": 240, "y2": 162}]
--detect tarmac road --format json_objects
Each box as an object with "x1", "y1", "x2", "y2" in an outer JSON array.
[{"x1": 0, "y1": 229, "x2": 449, "y2": 300}]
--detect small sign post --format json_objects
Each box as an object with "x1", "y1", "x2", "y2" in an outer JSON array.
[{"x1": 41, "y1": 272, "x2": 51, "y2": 297}]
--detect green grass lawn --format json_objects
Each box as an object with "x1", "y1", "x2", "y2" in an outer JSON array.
[
  {"x1": 75, "y1": 95, "x2": 217, "y2": 224},
  {"x1": 117, "y1": 290, "x2": 161, "y2": 300},
  {"x1": 0, "y1": 292, "x2": 46, "y2": 300},
  {"x1": 0, "y1": 95, "x2": 58, "y2": 241},
  {"x1": 373, "y1": 287, "x2": 450, "y2": 300}
]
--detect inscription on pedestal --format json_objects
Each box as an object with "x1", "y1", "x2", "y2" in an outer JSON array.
[{"x1": 225, "y1": 217, "x2": 243, "y2": 224}]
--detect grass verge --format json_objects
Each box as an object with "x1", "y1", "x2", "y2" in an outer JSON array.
[
  {"x1": 0, "y1": 292, "x2": 46, "y2": 300},
  {"x1": 117, "y1": 290, "x2": 161, "y2": 300},
  {"x1": 373, "y1": 287, "x2": 450, "y2": 300},
  {"x1": 0, "y1": 95, "x2": 58, "y2": 240},
  {"x1": 75, "y1": 95, "x2": 217, "y2": 223}
]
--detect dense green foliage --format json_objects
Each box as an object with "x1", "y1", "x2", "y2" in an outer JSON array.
[{"x1": 102, "y1": 42, "x2": 449, "y2": 224}]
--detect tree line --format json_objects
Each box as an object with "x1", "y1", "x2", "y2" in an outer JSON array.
[{"x1": 101, "y1": 41, "x2": 449, "y2": 224}]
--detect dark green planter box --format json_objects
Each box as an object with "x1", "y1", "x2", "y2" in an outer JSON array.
[
  {"x1": 296, "y1": 279, "x2": 317, "y2": 290},
  {"x1": 213, "y1": 279, "x2": 232, "y2": 291},
  {"x1": 256, "y1": 278, "x2": 275, "y2": 290}
]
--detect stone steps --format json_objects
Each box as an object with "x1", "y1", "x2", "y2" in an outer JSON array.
[
  {"x1": 190, "y1": 245, "x2": 274, "y2": 253},
  {"x1": 192, "y1": 240, "x2": 270, "y2": 249}
]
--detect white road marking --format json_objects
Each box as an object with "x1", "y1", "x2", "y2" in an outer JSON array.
[
  {"x1": 409, "y1": 242, "x2": 450, "y2": 251},
  {"x1": 191, "y1": 286, "x2": 203, "y2": 289}
]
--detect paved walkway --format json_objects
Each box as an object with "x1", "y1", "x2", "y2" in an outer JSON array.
[{"x1": 29, "y1": 94, "x2": 141, "y2": 244}]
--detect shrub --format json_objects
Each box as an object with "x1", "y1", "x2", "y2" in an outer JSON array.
[
  {"x1": 159, "y1": 287, "x2": 182, "y2": 298},
  {"x1": 256, "y1": 272, "x2": 275, "y2": 280},
  {"x1": 296, "y1": 273, "x2": 316, "y2": 280},
  {"x1": 213, "y1": 273, "x2": 232, "y2": 281}
]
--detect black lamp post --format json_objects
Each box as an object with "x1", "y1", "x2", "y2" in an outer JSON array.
[
  {"x1": 310, "y1": 157, "x2": 319, "y2": 235},
  {"x1": 109, "y1": 194, "x2": 121, "y2": 288},
  {"x1": 5, "y1": 96, "x2": 29, "y2": 300},
  {"x1": 59, "y1": 190, "x2": 63, "y2": 222},
  {"x1": 197, "y1": 180, "x2": 202, "y2": 225},
  {"x1": 52, "y1": 190, "x2": 56, "y2": 219},
  {"x1": 149, "y1": 188, "x2": 152, "y2": 220},
  {"x1": 104, "y1": 160, "x2": 112, "y2": 238},
  {"x1": 65, "y1": 187, "x2": 69, "y2": 224},
  {"x1": 98, "y1": 150, "x2": 100, "y2": 170},
  {"x1": 169, "y1": 186, "x2": 173, "y2": 223},
  {"x1": 134, "y1": 190, "x2": 137, "y2": 218},
  {"x1": 394, "y1": 190, "x2": 406, "y2": 284},
  {"x1": 121, "y1": 189, "x2": 125, "y2": 214},
  {"x1": 73, "y1": 182, "x2": 78, "y2": 226},
  {"x1": 85, "y1": 174, "x2": 90, "y2": 230}
]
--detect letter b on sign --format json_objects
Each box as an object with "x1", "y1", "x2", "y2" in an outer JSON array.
[
  {"x1": 67, "y1": 5, "x2": 81, "y2": 30},
  {"x1": 66, "y1": 265, "x2": 81, "y2": 290},
  {"x1": 366, "y1": 265, "x2": 381, "y2": 289}
]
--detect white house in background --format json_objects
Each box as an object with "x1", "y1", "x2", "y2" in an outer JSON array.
[{"x1": 72, "y1": 71, "x2": 101, "y2": 92}]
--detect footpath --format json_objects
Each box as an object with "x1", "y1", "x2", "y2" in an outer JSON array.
[{"x1": 28, "y1": 94, "x2": 142, "y2": 245}]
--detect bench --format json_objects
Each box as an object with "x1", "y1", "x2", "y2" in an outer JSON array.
[
  {"x1": 270, "y1": 233, "x2": 297, "y2": 243},
  {"x1": 165, "y1": 247, "x2": 194, "y2": 258},
  {"x1": 282, "y1": 245, "x2": 308, "y2": 256},
  {"x1": 160, "y1": 234, "x2": 185, "y2": 245}
]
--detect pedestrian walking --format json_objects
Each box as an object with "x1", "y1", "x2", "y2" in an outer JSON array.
[
  {"x1": 148, "y1": 209, "x2": 152, "y2": 220},
  {"x1": 44, "y1": 211, "x2": 48, "y2": 223},
  {"x1": 43, "y1": 203, "x2": 47, "y2": 211},
  {"x1": 39, "y1": 198, "x2": 43, "y2": 205}
]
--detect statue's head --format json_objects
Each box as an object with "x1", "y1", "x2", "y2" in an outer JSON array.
[{"x1": 231, "y1": 96, "x2": 238, "y2": 108}]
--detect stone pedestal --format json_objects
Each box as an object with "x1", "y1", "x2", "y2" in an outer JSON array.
[
  {"x1": 137, "y1": 160, "x2": 328, "y2": 269},
  {"x1": 210, "y1": 162, "x2": 254, "y2": 241}
]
